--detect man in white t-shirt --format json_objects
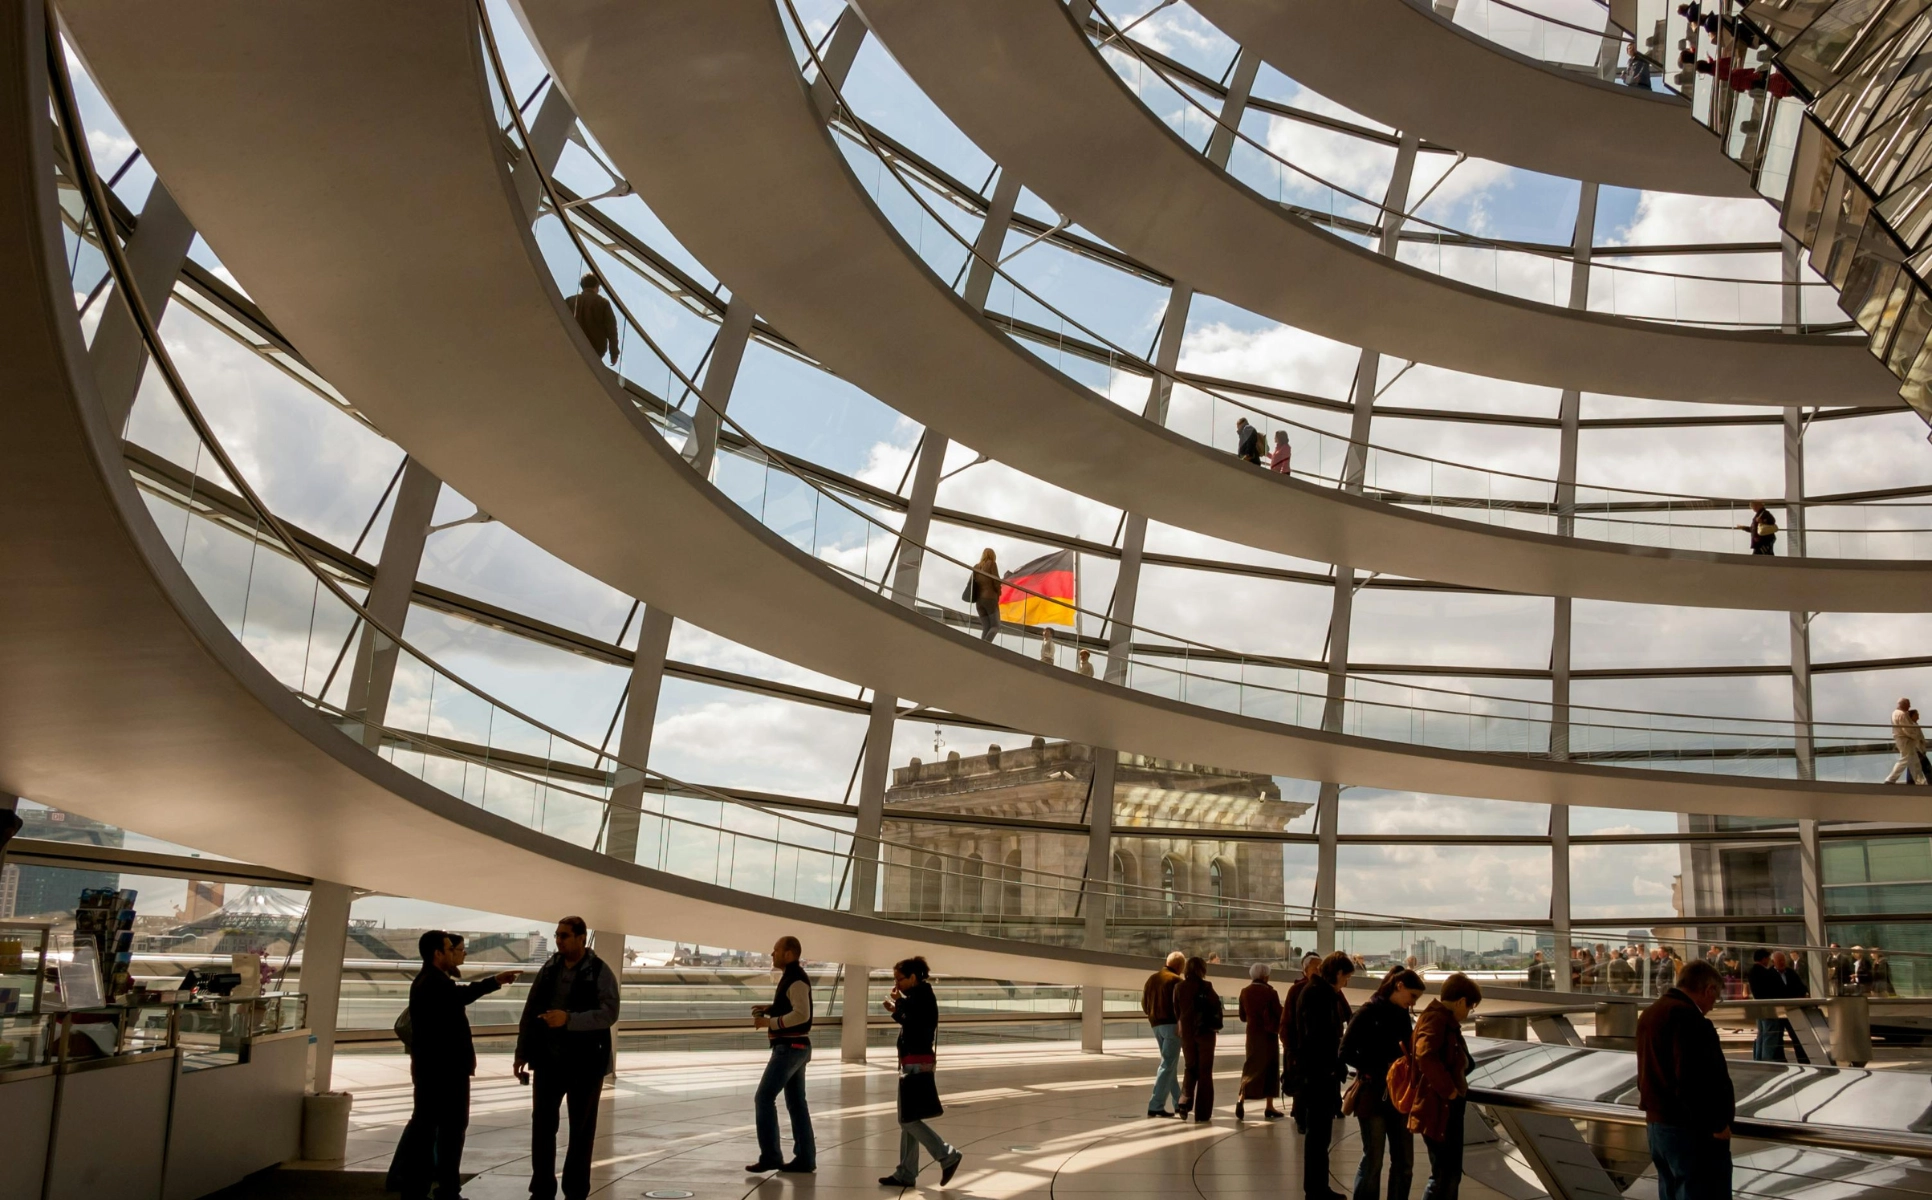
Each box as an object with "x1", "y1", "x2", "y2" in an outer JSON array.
[{"x1": 1884, "y1": 698, "x2": 1926, "y2": 784}]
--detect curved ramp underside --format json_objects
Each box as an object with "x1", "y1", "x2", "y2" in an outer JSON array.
[
  {"x1": 55, "y1": 0, "x2": 1932, "y2": 824},
  {"x1": 516, "y1": 0, "x2": 1932, "y2": 614},
  {"x1": 852, "y1": 0, "x2": 1900, "y2": 407},
  {"x1": 1193, "y1": 0, "x2": 1751, "y2": 197}
]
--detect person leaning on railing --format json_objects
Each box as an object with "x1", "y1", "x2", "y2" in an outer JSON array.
[{"x1": 1637, "y1": 959, "x2": 1735, "y2": 1200}]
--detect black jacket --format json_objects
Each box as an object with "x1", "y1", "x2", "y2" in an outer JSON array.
[
  {"x1": 1745, "y1": 963, "x2": 1785, "y2": 1000},
  {"x1": 1636, "y1": 989, "x2": 1735, "y2": 1134},
  {"x1": 515, "y1": 950, "x2": 616, "y2": 1073},
  {"x1": 1340, "y1": 994, "x2": 1413, "y2": 1105},
  {"x1": 407, "y1": 965, "x2": 502, "y2": 1079},
  {"x1": 1287, "y1": 975, "x2": 1350, "y2": 1113},
  {"x1": 892, "y1": 979, "x2": 938, "y2": 1060}
]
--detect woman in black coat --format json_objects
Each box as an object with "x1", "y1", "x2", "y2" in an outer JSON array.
[
  {"x1": 879, "y1": 957, "x2": 965, "y2": 1188},
  {"x1": 1341, "y1": 968, "x2": 1424, "y2": 1200},
  {"x1": 1288, "y1": 953, "x2": 1355, "y2": 1200}
]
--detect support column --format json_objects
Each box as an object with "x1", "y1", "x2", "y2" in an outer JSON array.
[
  {"x1": 90, "y1": 181, "x2": 195, "y2": 430},
  {"x1": 1318, "y1": 134, "x2": 1419, "y2": 952},
  {"x1": 599, "y1": 298, "x2": 757, "y2": 961},
  {"x1": 1081, "y1": 749, "x2": 1120, "y2": 1053},
  {"x1": 841, "y1": 173, "x2": 1022, "y2": 1064},
  {"x1": 511, "y1": 86, "x2": 578, "y2": 218},
  {"x1": 1782, "y1": 233, "x2": 1826, "y2": 991},
  {"x1": 301, "y1": 880, "x2": 353, "y2": 1095},
  {"x1": 1548, "y1": 183, "x2": 1595, "y2": 991},
  {"x1": 809, "y1": 7, "x2": 870, "y2": 120},
  {"x1": 346, "y1": 458, "x2": 442, "y2": 748}
]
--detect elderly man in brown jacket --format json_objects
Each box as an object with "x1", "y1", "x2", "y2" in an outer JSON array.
[{"x1": 1141, "y1": 951, "x2": 1185, "y2": 1118}]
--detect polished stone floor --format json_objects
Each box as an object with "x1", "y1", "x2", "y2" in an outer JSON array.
[{"x1": 311, "y1": 1038, "x2": 1524, "y2": 1200}]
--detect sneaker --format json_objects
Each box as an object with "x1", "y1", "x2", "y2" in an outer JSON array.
[
  {"x1": 746, "y1": 1160, "x2": 784, "y2": 1173},
  {"x1": 940, "y1": 1154, "x2": 963, "y2": 1185},
  {"x1": 780, "y1": 1160, "x2": 816, "y2": 1174},
  {"x1": 1146, "y1": 1109, "x2": 1176, "y2": 1119},
  {"x1": 879, "y1": 1175, "x2": 915, "y2": 1187}
]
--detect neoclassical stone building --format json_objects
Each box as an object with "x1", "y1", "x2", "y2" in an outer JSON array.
[{"x1": 879, "y1": 739, "x2": 1309, "y2": 959}]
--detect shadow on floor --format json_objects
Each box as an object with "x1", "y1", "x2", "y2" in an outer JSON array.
[{"x1": 201, "y1": 1167, "x2": 474, "y2": 1198}]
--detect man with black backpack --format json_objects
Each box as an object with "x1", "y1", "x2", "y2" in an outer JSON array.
[
  {"x1": 516, "y1": 916, "x2": 620, "y2": 1200},
  {"x1": 387, "y1": 930, "x2": 519, "y2": 1200}
]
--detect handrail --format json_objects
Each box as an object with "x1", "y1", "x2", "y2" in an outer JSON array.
[
  {"x1": 468, "y1": 4, "x2": 1919, "y2": 759},
  {"x1": 1082, "y1": 0, "x2": 1830, "y2": 308},
  {"x1": 1469, "y1": 1086, "x2": 1932, "y2": 1161}
]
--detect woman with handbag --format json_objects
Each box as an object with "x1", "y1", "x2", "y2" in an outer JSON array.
[
  {"x1": 1408, "y1": 973, "x2": 1481, "y2": 1200},
  {"x1": 1173, "y1": 956, "x2": 1223, "y2": 1122},
  {"x1": 1235, "y1": 962, "x2": 1283, "y2": 1121},
  {"x1": 1340, "y1": 968, "x2": 1424, "y2": 1200},
  {"x1": 878, "y1": 957, "x2": 964, "y2": 1188}
]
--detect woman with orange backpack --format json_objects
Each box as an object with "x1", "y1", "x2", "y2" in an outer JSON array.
[{"x1": 1403, "y1": 973, "x2": 1480, "y2": 1200}]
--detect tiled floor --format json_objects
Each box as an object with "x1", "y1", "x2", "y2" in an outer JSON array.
[{"x1": 319, "y1": 1040, "x2": 1524, "y2": 1200}]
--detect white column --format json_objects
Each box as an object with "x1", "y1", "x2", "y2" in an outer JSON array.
[
  {"x1": 301, "y1": 880, "x2": 353, "y2": 1095},
  {"x1": 1548, "y1": 182, "x2": 1595, "y2": 990},
  {"x1": 809, "y1": 7, "x2": 870, "y2": 120},
  {"x1": 1782, "y1": 234, "x2": 1826, "y2": 991},
  {"x1": 1317, "y1": 134, "x2": 1419, "y2": 953},
  {"x1": 346, "y1": 458, "x2": 441, "y2": 748},
  {"x1": 1081, "y1": 750, "x2": 1120, "y2": 1052},
  {"x1": 90, "y1": 180, "x2": 195, "y2": 429},
  {"x1": 600, "y1": 298, "x2": 757, "y2": 964}
]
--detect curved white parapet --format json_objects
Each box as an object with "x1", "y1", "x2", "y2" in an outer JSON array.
[
  {"x1": 851, "y1": 0, "x2": 1900, "y2": 407},
  {"x1": 514, "y1": 0, "x2": 1932, "y2": 615},
  {"x1": 55, "y1": 0, "x2": 1932, "y2": 823},
  {"x1": 1193, "y1": 0, "x2": 1749, "y2": 198}
]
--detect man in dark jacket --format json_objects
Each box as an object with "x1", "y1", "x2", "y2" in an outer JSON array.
[
  {"x1": 566, "y1": 274, "x2": 619, "y2": 365},
  {"x1": 1289, "y1": 953, "x2": 1354, "y2": 1200},
  {"x1": 1744, "y1": 949, "x2": 1786, "y2": 1062},
  {"x1": 388, "y1": 931, "x2": 519, "y2": 1200},
  {"x1": 515, "y1": 917, "x2": 619, "y2": 1200},
  {"x1": 1234, "y1": 417, "x2": 1263, "y2": 464},
  {"x1": 1141, "y1": 951, "x2": 1185, "y2": 1118},
  {"x1": 1637, "y1": 960, "x2": 1734, "y2": 1200}
]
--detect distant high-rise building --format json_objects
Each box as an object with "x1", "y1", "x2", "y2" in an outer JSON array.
[{"x1": 7, "y1": 809, "x2": 122, "y2": 920}]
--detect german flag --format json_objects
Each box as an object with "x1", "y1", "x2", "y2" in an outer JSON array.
[{"x1": 999, "y1": 549, "x2": 1076, "y2": 627}]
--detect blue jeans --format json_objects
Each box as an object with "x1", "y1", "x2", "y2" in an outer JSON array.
[
  {"x1": 1421, "y1": 1098, "x2": 1465, "y2": 1200},
  {"x1": 1149, "y1": 1024, "x2": 1181, "y2": 1113},
  {"x1": 895, "y1": 1119, "x2": 956, "y2": 1181},
  {"x1": 1753, "y1": 1018, "x2": 1786, "y2": 1062},
  {"x1": 754, "y1": 1044, "x2": 815, "y2": 1166},
  {"x1": 1353, "y1": 1095, "x2": 1414, "y2": 1200},
  {"x1": 1648, "y1": 1123, "x2": 1732, "y2": 1200}
]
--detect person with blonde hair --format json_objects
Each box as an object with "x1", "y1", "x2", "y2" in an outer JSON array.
[{"x1": 968, "y1": 549, "x2": 1001, "y2": 641}]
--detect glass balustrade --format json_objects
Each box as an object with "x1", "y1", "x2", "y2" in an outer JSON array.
[{"x1": 746, "y1": 2, "x2": 1931, "y2": 560}]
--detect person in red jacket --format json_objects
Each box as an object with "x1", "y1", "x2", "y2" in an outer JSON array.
[
  {"x1": 1410, "y1": 973, "x2": 1480, "y2": 1200},
  {"x1": 1638, "y1": 960, "x2": 1735, "y2": 1200}
]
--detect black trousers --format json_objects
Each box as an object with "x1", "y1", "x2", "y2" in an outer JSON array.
[
  {"x1": 531, "y1": 1060, "x2": 603, "y2": 1200},
  {"x1": 387, "y1": 1073, "x2": 469, "y2": 1199},
  {"x1": 1303, "y1": 1111, "x2": 1335, "y2": 1199}
]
